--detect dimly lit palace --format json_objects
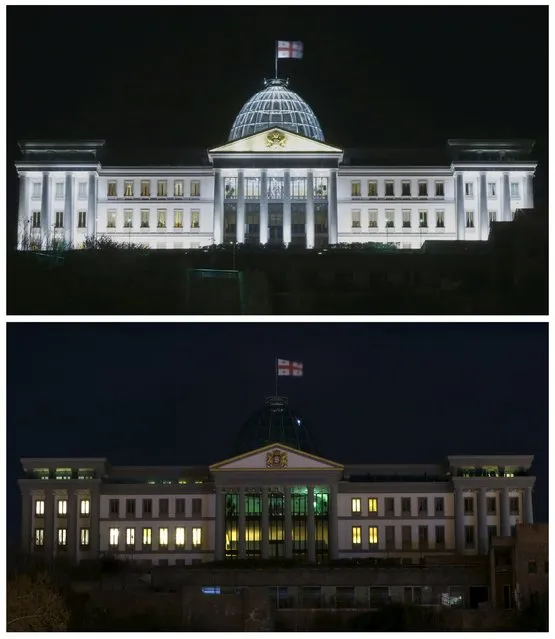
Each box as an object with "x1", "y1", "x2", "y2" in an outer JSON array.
[
  {"x1": 19, "y1": 396, "x2": 536, "y2": 566},
  {"x1": 15, "y1": 79, "x2": 536, "y2": 251}
]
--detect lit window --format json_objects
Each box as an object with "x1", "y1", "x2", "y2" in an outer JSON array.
[
  {"x1": 126, "y1": 528, "x2": 135, "y2": 547},
  {"x1": 385, "y1": 210, "x2": 394, "y2": 228},
  {"x1": 174, "y1": 180, "x2": 184, "y2": 197},
  {"x1": 351, "y1": 209, "x2": 361, "y2": 228},
  {"x1": 351, "y1": 181, "x2": 361, "y2": 197},
  {"x1": 80, "y1": 528, "x2": 90, "y2": 548},
  {"x1": 402, "y1": 209, "x2": 411, "y2": 228},
  {"x1": 420, "y1": 210, "x2": 429, "y2": 228},
  {"x1": 157, "y1": 180, "x2": 167, "y2": 197},
  {"x1": 143, "y1": 527, "x2": 152, "y2": 546},
  {"x1": 291, "y1": 178, "x2": 307, "y2": 198},
  {"x1": 174, "y1": 209, "x2": 183, "y2": 229},
  {"x1": 368, "y1": 209, "x2": 378, "y2": 228},
  {"x1": 80, "y1": 499, "x2": 90, "y2": 516},
  {"x1": 54, "y1": 211, "x2": 64, "y2": 228},
  {"x1": 35, "y1": 528, "x2": 44, "y2": 547},
  {"x1": 140, "y1": 209, "x2": 150, "y2": 228},
  {"x1": 368, "y1": 498, "x2": 378, "y2": 513},
  {"x1": 351, "y1": 498, "x2": 361, "y2": 515},
  {"x1": 175, "y1": 527, "x2": 185, "y2": 547},
  {"x1": 465, "y1": 211, "x2": 474, "y2": 228},
  {"x1": 78, "y1": 182, "x2": 87, "y2": 199},
  {"x1": 192, "y1": 527, "x2": 202, "y2": 547},
  {"x1": 464, "y1": 182, "x2": 473, "y2": 197},
  {"x1": 55, "y1": 468, "x2": 72, "y2": 480},
  {"x1": 191, "y1": 210, "x2": 200, "y2": 229},
  {"x1": 109, "y1": 528, "x2": 119, "y2": 547},
  {"x1": 489, "y1": 211, "x2": 496, "y2": 223},
  {"x1": 35, "y1": 500, "x2": 45, "y2": 516},
  {"x1": 123, "y1": 209, "x2": 133, "y2": 228},
  {"x1": 77, "y1": 211, "x2": 87, "y2": 228},
  {"x1": 435, "y1": 181, "x2": 444, "y2": 197},
  {"x1": 385, "y1": 181, "x2": 394, "y2": 196},
  {"x1": 57, "y1": 528, "x2": 67, "y2": 547},
  {"x1": 57, "y1": 500, "x2": 67, "y2": 516},
  {"x1": 159, "y1": 528, "x2": 169, "y2": 547},
  {"x1": 157, "y1": 209, "x2": 167, "y2": 228},
  {"x1": 436, "y1": 210, "x2": 445, "y2": 228},
  {"x1": 55, "y1": 182, "x2": 64, "y2": 199},
  {"x1": 124, "y1": 181, "x2": 134, "y2": 197},
  {"x1": 401, "y1": 181, "x2": 411, "y2": 196},
  {"x1": 107, "y1": 181, "x2": 117, "y2": 197},
  {"x1": 510, "y1": 182, "x2": 520, "y2": 198},
  {"x1": 487, "y1": 182, "x2": 497, "y2": 197},
  {"x1": 352, "y1": 526, "x2": 362, "y2": 546},
  {"x1": 32, "y1": 211, "x2": 41, "y2": 228},
  {"x1": 418, "y1": 181, "x2": 428, "y2": 197},
  {"x1": 191, "y1": 181, "x2": 200, "y2": 197},
  {"x1": 367, "y1": 181, "x2": 378, "y2": 197},
  {"x1": 368, "y1": 526, "x2": 379, "y2": 545},
  {"x1": 314, "y1": 177, "x2": 327, "y2": 197},
  {"x1": 107, "y1": 210, "x2": 117, "y2": 228},
  {"x1": 32, "y1": 182, "x2": 42, "y2": 198},
  {"x1": 141, "y1": 181, "x2": 150, "y2": 197}
]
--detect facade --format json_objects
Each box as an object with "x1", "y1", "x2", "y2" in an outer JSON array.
[
  {"x1": 19, "y1": 396, "x2": 536, "y2": 567},
  {"x1": 15, "y1": 79, "x2": 536, "y2": 251}
]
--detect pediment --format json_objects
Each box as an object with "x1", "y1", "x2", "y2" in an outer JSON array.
[
  {"x1": 209, "y1": 128, "x2": 343, "y2": 155},
  {"x1": 210, "y1": 443, "x2": 343, "y2": 472}
]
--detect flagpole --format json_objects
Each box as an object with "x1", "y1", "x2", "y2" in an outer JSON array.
[{"x1": 274, "y1": 41, "x2": 278, "y2": 79}]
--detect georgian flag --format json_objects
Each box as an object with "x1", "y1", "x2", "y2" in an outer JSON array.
[
  {"x1": 277, "y1": 41, "x2": 304, "y2": 59},
  {"x1": 277, "y1": 359, "x2": 303, "y2": 377}
]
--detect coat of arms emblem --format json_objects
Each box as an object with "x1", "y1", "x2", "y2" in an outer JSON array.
[
  {"x1": 266, "y1": 449, "x2": 288, "y2": 469},
  {"x1": 265, "y1": 129, "x2": 287, "y2": 149}
]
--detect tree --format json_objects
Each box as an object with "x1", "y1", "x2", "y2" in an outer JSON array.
[{"x1": 7, "y1": 572, "x2": 69, "y2": 631}]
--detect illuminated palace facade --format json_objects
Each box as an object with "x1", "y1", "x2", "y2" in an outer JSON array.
[
  {"x1": 19, "y1": 397, "x2": 536, "y2": 566},
  {"x1": 16, "y1": 79, "x2": 537, "y2": 251}
]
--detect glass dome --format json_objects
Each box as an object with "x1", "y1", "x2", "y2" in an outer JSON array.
[
  {"x1": 233, "y1": 396, "x2": 317, "y2": 456},
  {"x1": 229, "y1": 79, "x2": 324, "y2": 142}
]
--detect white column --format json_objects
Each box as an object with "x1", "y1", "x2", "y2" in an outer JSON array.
[
  {"x1": 306, "y1": 172, "x2": 315, "y2": 249},
  {"x1": 307, "y1": 485, "x2": 316, "y2": 563},
  {"x1": 500, "y1": 487, "x2": 510, "y2": 536},
  {"x1": 213, "y1": 169, "x2": 223, "y2": 244},
  {"x1": 87, "y1": 174, "x2": 97, "y2": 238},
  {"x1": 283, "y1": 170, "x2": 291, "y2": 246},
  {"x1": 477, "y1": 488, "x2": 488, "y2": 555},
  {"x1": 67, "y1": 490, "x2": 78, "y2": 564},
  {"x1": 259, "y1": 170, "x2": 268, "y2": 244},
  {"x1": 501, "y1": 172, "x2": 511, "y2": 221},
  {"x1": 479, "y1": 172, "x2": 488, "y2": 240},
  {"x1": 18, "y1": 174, "x2": 30, "y2": 248},
  {"x1": 237, "y1": 170, "x2": 245, "y2": 243},
  {"x1": 328, "y1": 169, "x2": 338, "y2": 244},
  {"x1": 524, "y1": 487, "x2": 534, "y2": 524},
  {"x1": 454, "y1": 487, "x2": 465, "y2": 553},
  {"x1": 525, "y1": 174, "x2": 534, "y2": 209},
  {"x1": 41, "y1": 173, "x2": 52, "y2": 247},
  {"x1": 328, "y1": 484, "x2": 338, "y2": 560},
  {"x1": 65, "y1": 174, "x2": 75, "y2": 247},
  {"x1": 455, "y1": 173, "x2": 465, "y2": 239}
]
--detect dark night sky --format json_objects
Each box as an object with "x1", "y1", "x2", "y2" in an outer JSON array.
[
  {"x1": 7, "y1": 323, "x2": 548, "y2": 541},
  {"x1": 6, "y1": 5, "x2": 548, "y2": 245}
]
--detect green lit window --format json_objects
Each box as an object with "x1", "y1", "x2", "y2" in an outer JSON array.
[{"x1": 55, "y1": 468, "x2": 72, "y2": 480}]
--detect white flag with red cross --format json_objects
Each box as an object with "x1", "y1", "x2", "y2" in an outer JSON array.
[
  {"x1": 277, "y1": 359, "x2": 303, "y2": 377},
  {"x1": 277, "y1": 41, "x2": 304, "y2": 59}
]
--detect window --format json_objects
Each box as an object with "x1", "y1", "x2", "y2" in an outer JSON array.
[
  {"x1": 368, "y1": 498, "x2": 378, "y2": 514},
  {"x1": 159, "y1": 499, "x2": 169, "y2": 515},
  {"x1": 385, "y1": 498, "x2": 395, "y2": 516},
  {"x1": 190, "y1": 210, "x2": 200, "y2": 229},
  {"x1": 245, "y1": 178, "x2": 261, "y2": 198},
  {"x1": 123, "y1": 209, "x2": 133, "y2": 228},
  {"x1": 142, "y1": 527, "x2": 152, "y2": 546},
  {"x1": 143, "y1": 499, "x2": 152, "y2": 515},
  {"x1": 368, "y1": 526, "x2": 378, "y2": 546},
  {"x1": 401, "y1": 498, "x2": 411, "y2": 515},
  {"x1": 80, "y1": 528, "x2": 90, "y2": 548},
  {"x1": 35, "y1": 500, "x2": 45, "y2": 516},
  {"x1": 488, "y1": 182, "x2": 497, "y2": 197},
  {"x1": 402, "y1": 181, "x2": 411, "y2": 197},
  {"x1": 510, "y1": 182, "x2": 520, "y2": 198},
  {"x1": 385, "y1": 181, "x2": 394, "y2": 196},
  {"x1": 107, "y1": 181, "x2": 117, "y2": 197},
  {"x1": 192, "y1": 498, "x2": 202, "y2": 516},
  {"x1": 487, "y1": 525, "x2": 498, "y2": 541},
  {"x1": 402, "y1": 526, "x2": 412, "y2": 548},
  {"x1": 78, "y1": 182, "x2": 87, "y2": 199},
  {"x1": 57, "y1": 528, "x2": 67, "y2": 548},
  {"x1": 77, "y1": 211, "x2": 87, "y2": 228},
  {"x1": 351, "y1": 498, "x2": 361, "y2": 515},
  {"x1": 436, "y1": 210, "x2": 445, "y2": 228},
  {"x1": 190, "y1": 180, "x2": 200, "y2": 197},
  {"x1": 140, "y1": 180, "x2": 150, "y2": 197},
  {"x1": 435, "y1": 181, "x2": 444, "y2": 197},
  {"x1": 419, "y1": 210, "x2": 428, "y2": 228},
  {"x1": 32, "y1": 182, "x2": 42, "y2": 198},
  {"x1": 109, "y1": 499, "x2": 120, "y2": 516},
  {"x1": 463, "y1": 497, "x2": 474, "y2": 515},
  {"x1": 124, "y1": 181, "x2": 134, "y2": 197},
  {"x1": 352, "y1": 526, "x2": 362, "y2": 547},
  {"x1": 351, "y1": 181, "x2": 361, "y2": 197},
  {"x1": 368, "y1": 181, "x2": 378, "y2": 197},
  {"x1": 57, "y1": 500, "x2": 67, "y2": 517},
  {"x1": 368, "y1": 209, "x2": 378, "y2": 228},
  {"x1": 418, "y1": 526, "x2": 429, "y2": 548},
  {"x1": 464, "y1": 525, "x2": 475, "y2": 548},
  {"x1": 140, "y1": 209, "x2": 150, "y2": 228},
  {"x1": 174, "y1": 180, "x2": 184, "y2": 197},
  {"x1": 465, "y1": 210, "x2": 474, "y2": 228},
  {"x1": 157, "y1": 209, "x2": 167, "y2": 228},
  {"x1": 126, "y1": 499, "x2": 136, "y2": 516},
  {"x1": 400, "y1": 209, "x2": 411, "y2": 228},
  {"x1": 54, "y1": 211, "x2": 64, "y2": 228},
  {"x1": 418, "y1": 181, "x2": 428, "y2": 197},
  {"x1": 35, "y1": 528, "x2": 44, "y2": 547},
  {"x1": 509, "y1": 497, "x2": 519, "y2": 515},
  {"x1": 351, "y1": 209, "x2": 361, "y2": 228},
  {"x1": 55, "y1": 182, "x2": 64, "y2": 199},
  {"x1": 417, "y1": 497, "x2": 428, "y2": 514},
  {"x1": 80, "y1": 499, "x2": 90, "y2": 516},
  {"x1": 192, "y1": 527, "x2": 202, "y2": 547},
  {"x1": 159, "y1": 528, "x2": 169, "y2": 546},
  {"x1": 487, "y1": 497, "x2": 497, "y2": 515},
  {"x1": 176, "y1": 498, "x2": 186, "y2": 515},
  {"x1": 126, "y1": 528, "x2": 135, "y2": 547},
  {"x1": 528, "y1": 560, "x2": 537, "y2": 574},
  {"x1": 174, "y1": 209, "x2": 183, "y2": 229},
  {"x1": 55, "y1": 468, "x2": 72, "y2": 480},
  {"x1": 175, "y1": 527, "x2": 185, "y2": 547},
  {"x1": 32, "y1": 211, "x2": 41, "y2": 228},
  {"x1": 157, "y1": 180, "x2": 167, "y2": 197},
  {"x1": 109, "y1": 528, "x2": 119, "y2": 547},
  {"x1": 107, "y1": 210, "x2": 116, "y2": 228},
  {"x1": 435, "y1": 525, "x2": 445, "y2": 546},
  {"x1": 385, "y1": 210, "x2": 394, "y2": 228},
  {"x1": 488, "y1": 211, "x2": 496, "y2": 223},
  {"x1": 434, "y1": 497, "x2": 444, "y2": 514}
]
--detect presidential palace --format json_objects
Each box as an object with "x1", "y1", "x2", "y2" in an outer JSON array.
[
  {"x1": 15, "y1": 78, "x2": 536, "y2": 251},
  {"x1": 19, "y1": 396, "x2": 536, "y2": 566}
]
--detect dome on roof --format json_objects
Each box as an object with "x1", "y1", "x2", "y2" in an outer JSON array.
[
  {"x1": 229, "y1": 79, "x2": 324, "y2": 142},
  {"x1": 233, "y1": 396, "x2": 317, "y2": 456}
]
